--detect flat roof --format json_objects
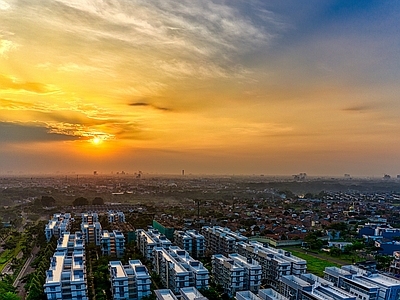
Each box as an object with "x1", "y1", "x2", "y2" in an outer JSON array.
[
  {"x1": 363, "y1": 274, "x2": 400, "y2": 287},
  {"x1": 259, "y1": 288, "x2": 289, "y2": 300},
  {"x1": 155, "y1": 289, "x2": 178, "y2": 300},
  {"x1": 282, "y1": 275, "x2": 310, "y2": 287},
  {"x1": 109, "y1": 261, "x2": 127, "y2": 278},
  {"x1": 159, "y1": 249, "x2": 188, "y2": 274},
  {"x1": 348, "y1": 276, "x2": 378, "y2": 289},
  {"x1": 46, "y1": 252, "x2": 66, "y2": 284},
  {"x1": 180, "y1": 287, "x2": 204, "y2": 300}
]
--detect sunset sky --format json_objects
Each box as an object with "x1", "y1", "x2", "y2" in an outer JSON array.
[{"x1": 1, "y1": 1, "x2": 400, "y2": 176}]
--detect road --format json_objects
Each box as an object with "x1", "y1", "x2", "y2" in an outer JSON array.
[{"x1": 13, "y1": 246, "x2": 39, "y2": 299}]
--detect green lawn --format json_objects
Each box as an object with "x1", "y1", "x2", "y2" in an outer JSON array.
[
  {"x1": 0, "y1": 239, "x2": 23, "y2": 272},
  {"x1": 284, "y1": 249, "x2": 340, "y2": 277}
]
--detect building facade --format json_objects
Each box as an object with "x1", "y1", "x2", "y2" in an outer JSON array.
[
  {"x1": 237, "y1": 241, "x2": 307, "y2": 289},
  {"x1": 109, "y1": 260, "x2": 151, "y2": 300},
  {"x1": 202, "y1": 226, "x2": 248, "y2": 256},
  {"x1": 45, "y1": 213, "x2": 72, "y2": 241},
  {"x1": 81, "y1": 222, "x2": 102, "y2": 246},
  {"x1": 174, "y1": 230, "x2": 206, "y2": 258},
  {"x1": 101, "y1": 230, "x2": 125, "y2": 258},
  {"x1": 44, "y1": 232, "x2": 88, "y2": 300},
  {"x1": 136, "y1": 228, "x2": 172, "y2": 261}
]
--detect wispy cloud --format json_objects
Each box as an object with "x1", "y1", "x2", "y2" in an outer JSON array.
[
  {"x1": 342, "y1": 105, "x2": 371, "y2": 112},
  {"x1": 0, "y1": 74, "x2": 60, "y2": 94},
  {"x1": 0, "y1": 122, "x2": 76, "y2": 143},
  {"x1": 129, "y1": 102, "x2": 171, "y2": 112},
  {"x1": 43, "y1": 0, "x2": 281, "y2": 81},
  {"x1": 0, "y1": 0, "x2": 10, "y2": 10},
  {"x1": 58, "y1": 63, "x2": 101, "y2": 73},
  {"x1": 0, "y1": 39, "x2": 16, "y2": 57}
]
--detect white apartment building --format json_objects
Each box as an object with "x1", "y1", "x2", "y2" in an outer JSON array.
[
  {"x1": 237, "y1": 241, "x2": 307, "y2": 289},
  {"x1": 109, "y1": 260, "x2": 151, "y2": 300},
  {"x1": 280, "y1": 273, "x2": 355, "y2": 300},
  {"x1": 108, "y1": 211, "x2": 126, "y2": 223},
  {"x1": 236, "y1": 289, "x2": 289, "y2": 300},
  {"x1": 101, "y1": 230, "x2": 125, "y2": 258},
  {"x1": 324, "y1": 266, "x2": 400, "y2": 300},
  {"x1": 45, "y1": 213, "x2": 72, "y2": 241},
  {"x1": 180, "y1": 287, "x2": 208, "y2": 300},
  {"x1": 202, "y1": 226, "x2": 248, "y2": 256},
  {"x1": 154, "y1": 289, "x2": 179, "y2": 300},
  {"x1": 44, "y1": 233, "x2": 88, "y2": 300},
  {"x1": 258, "y1": 288, "x2": 290, "y2": 300},
  {"x1": 81, "y1": 222, "x2": 102, "y2": 246},
  {"x1": 81, "y1": 212, "x2": 98, "y2": 224},
  {"x1": 168, "y1": 246, "x2": 209, "y2": 290},
  {"x1": 229, "y1": 253, "x2": 262, "y2": 293},
  {"x1": 136, "y1": 228, "x2": 172, "y2": 261},
  {"x1": 212, "y1": 254, "x2": 246, "y2": 297},
  {"x1": 174, "y1": 230, "x2": 206, "y2": 258},
  {"x1": 236, "y1": 290, "x2": 264, "y2": 300},
  {"x1": 153, "y1": 247, "x2": 193, "y2": 294}
]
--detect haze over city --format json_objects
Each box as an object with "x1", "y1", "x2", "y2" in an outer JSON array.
[{"x1": 1, "y1": 1, "x2": 400, "y2": 176}]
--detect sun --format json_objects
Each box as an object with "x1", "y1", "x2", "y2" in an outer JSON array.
[{"x1": 91, "y1": 137, "x2": 103, "y2": 145}]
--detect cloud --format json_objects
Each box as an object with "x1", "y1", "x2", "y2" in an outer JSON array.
[
  {"x1": 342, "y1": 105, "x2": 371, "y2": 112},
  {"x1": 0, "y1": 0, "x2": 10, "y2": 10},
  {"x1": 0, "y1": 74, "x2": 59, "y2": 94},
  {"x1": 57, "y1": 63, "x2": 101, "y2": 73},
  {"x1": 129, "y1": 102, "x2": 171, "y2": 112},
  {"x1": 0, "y1": 122, "x2": 76, "y2": 143},
  {"x1": 44, "y1": 0, "x2": 281, "y2": 80},
  {"x1": 0, "y1": 39, "x2": 16, "y2": 57}
]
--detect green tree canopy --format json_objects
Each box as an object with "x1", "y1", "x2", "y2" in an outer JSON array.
[
  {"x1": 40, "y1": 196, "x2": 56, "y2": 207},
  {"x1": 73, "y1": 197, "x2": 88, "y2": 206},
  {"x1": 92, "y1": 197, "x2": 104, "y2": 205}
]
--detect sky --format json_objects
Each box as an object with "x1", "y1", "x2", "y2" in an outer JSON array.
[{"x1": 1, "y1": 0, "x2": 400, "y2": 176}]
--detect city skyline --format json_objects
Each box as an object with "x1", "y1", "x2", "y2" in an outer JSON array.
[{"x1": 1, "y1": 1, "x2": 400, "y2": 176}]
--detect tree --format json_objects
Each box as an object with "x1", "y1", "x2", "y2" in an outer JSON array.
[
  {"x1": 92, "y1": 197, "x2": 104, "y2": 205},
  {"x1": 304, "y1": 232, "x2": 324, "y2": 250},
  {"x1": 40, "y1": 196, "x2": 56, "y2": 207},
  {"x1": 1, "y1": 292, "x2": 21, "y2": 300},
  {"x1": 330, "y1": 247, "x2": 342, "y2": 257},
  {"x1": 73, "y1": 197, "x2": 88, "y2": 206}
]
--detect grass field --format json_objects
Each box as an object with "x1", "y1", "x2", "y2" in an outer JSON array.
[
  {"x1": 0, "y1": 239, "x2": 23, "y2": 272},
  {"x1": 284, "y1": 248, "x2": 341, "y2": 277}
]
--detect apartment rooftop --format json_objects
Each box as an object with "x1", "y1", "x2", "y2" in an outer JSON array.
[
  {"x1": 324, "y1": 266, "x2": 352, "y2": 277},
  {"x1": 282, "y1": 275, "x2": 311, "y2": 288},
  {"x1": 229, "y1": 253, "x2": 260, "y2": 269},
  {"x1": 259, "y1": 288, "x2": 289, "y2": 300},
  {"x1": 362, "y1": 273, "x2": 400, "y2": 287},
  {"x1": 180, "y1": 287, "x2": 207, "y2": 300},
  {"x1": 317, "y1": 285, "x2": 356, "y2": 300},
  {"x1": 236, "y1": 290, "x2": 262, "y2": 300},
  {"x1": 349, "y1": 276, "x2": 379, "y2": 289},
  {"x1": 45, "y1": 252, "x2": 65, "y2": 284},
  {"x1": 156, "y1": 247, "x2": 188, "y2": 274},
  {"x1": 129, "y1": 260, "x2": 150, "y2": 278},
  {"x1": 109, "y1": 261, "x2": 127, "y2": 279},
  {"x1": 154, "y1": 289, "x2": 179, "y2": 300}
]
